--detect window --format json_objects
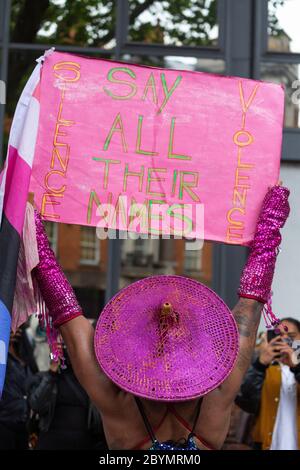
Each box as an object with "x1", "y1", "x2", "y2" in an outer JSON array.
[
  {"x1": 268, "y1": 0, "x2": 300, "y2": 53},
  {"x1": 254, "y1": 0, "x2": 300, "y2": 160},
  {"x1": 122, "y1": 237, "x2": 160, "y2": 267},
  {"x1": 128, "y1": 0, "x2": 219, "y2": 47},
  {"x1": 123, "y1": 53, "x2": 225, "y2": 74},
  {"x1": 80, "y1": 226, "x2": 100, "y2": 265},
  {"x1": 264, "y1": 1, "x2": 300, "y2": 128},
  {"x1": 260, "y1": 61, "x2": 300, "y2": 128},
  {"x1": 184, "y1": 243, "x2": 202, "y2": 273},
  {"x1": 13, "y1": 0, "x2": 116, "y2": 49}
]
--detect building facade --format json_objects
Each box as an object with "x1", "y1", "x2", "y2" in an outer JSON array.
[{"x1": 0, "y1": 0, "x2": 299, "y2": 320}]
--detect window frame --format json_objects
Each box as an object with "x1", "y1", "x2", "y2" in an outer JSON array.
[
  {"x1": 253, "y1": 0, "x2": 300, "y2": 162},
  {"x1": 1, "y1": 0, "x2": 295, "y2": 308},
  {"x1": 80, "y1": 226, "x2": 101, "y2": 267}
]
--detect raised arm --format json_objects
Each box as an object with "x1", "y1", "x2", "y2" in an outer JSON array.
[
  {"x1": 59, "y1": 316, "x2": 120, "y2": 410},
  {"x1": 223, "y1": 297, "x2": 263, "y2": 400},
  {"x1": 220, "y1": 184, "x2": 290, "y2": 403},
  {"x1": 32, "y1": 210, "x2": 119, "y2": 411}
]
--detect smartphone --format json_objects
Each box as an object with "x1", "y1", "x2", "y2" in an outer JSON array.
[
  {"x1": 267, "y1": 329, "x2": 279, "y2": 343},
  {"x1": 267, "y1": 330, "x2": 283, "y2": 363}
]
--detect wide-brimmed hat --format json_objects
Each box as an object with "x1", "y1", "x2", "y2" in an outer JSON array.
[{"x1": 94, "y1": 275, "x2": 239, "y2": 401}]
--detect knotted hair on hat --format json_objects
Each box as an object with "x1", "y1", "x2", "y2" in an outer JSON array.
[{"x1": 94, "y1": 275, "x2": 239, "y2": 401}]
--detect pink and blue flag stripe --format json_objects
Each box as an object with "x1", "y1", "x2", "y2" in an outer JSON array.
[{"x1": 0, "y1": 61, "x2": 41, "y2": 395}]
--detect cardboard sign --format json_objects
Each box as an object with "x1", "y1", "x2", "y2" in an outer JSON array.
[{"x1": 30, "y1": 51, "x2": 284, "y2": 244}]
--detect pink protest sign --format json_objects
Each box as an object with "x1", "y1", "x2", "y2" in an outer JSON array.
[{"x1": 29, "y1": 51, "x2": 284, "y2": 245}]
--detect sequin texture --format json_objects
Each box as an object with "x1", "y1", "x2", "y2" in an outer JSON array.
[
  {"x1": 238, "y1": 185, "x2": 290, "y2": 305},
  {"x1": 149, "y1": 434, "x2": 199, "y2": 451},
  {"x1": 33, "y1": 210, "x2": 83, "y2": 328}
]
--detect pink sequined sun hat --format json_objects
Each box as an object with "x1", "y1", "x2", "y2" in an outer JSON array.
[{"x1": 94, "y1": 275, "x2": 239, "y2": 401}]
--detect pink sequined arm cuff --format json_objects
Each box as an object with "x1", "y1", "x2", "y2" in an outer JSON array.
[
  {"x1": 238, "y1": 185, "x2": 290, "y2": 305},
  {"x1": 32, "y1": 210, "x2": 83, "y2": 328}
]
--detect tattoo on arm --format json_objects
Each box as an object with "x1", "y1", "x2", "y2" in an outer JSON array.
[
  {"x1": 220, "y1": 299, "x2": 264, "y2": 402},
  {"x1": 233, "y1": 299, "x2": 262, "y2": 337},
  {"x1": 232, "y1": 299, "x2": 263, "y2": 373}
]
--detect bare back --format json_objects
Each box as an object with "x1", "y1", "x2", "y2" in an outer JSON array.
[
  {"x1": 93, "y1": 387, "x2": 233, "y2": 450},
  {"x1": 60, "y1": 298, "x2": 262, "y2": 450}
]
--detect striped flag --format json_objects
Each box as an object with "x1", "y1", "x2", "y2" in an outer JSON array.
[{"x1": 0, "y1": 61, "x2": 41, "y2": 395}]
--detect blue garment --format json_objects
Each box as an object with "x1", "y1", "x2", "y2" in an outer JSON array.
[
  {"x1": 149, "y1": 433, "x2": 199, "y2": 451},
  {"x1": 134, "y1": 396, "x2": 202, "y2": 451}
]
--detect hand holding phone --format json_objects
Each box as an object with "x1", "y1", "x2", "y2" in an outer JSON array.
[{"x1": 259, "y1": 334, "x2": 282, "y2": 365}]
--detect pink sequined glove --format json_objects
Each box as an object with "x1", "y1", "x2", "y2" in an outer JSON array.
[
  {"x1": 238, "y1": 185, "x2": 290, "y2": 312},
  {"x1": 32, "y1": 209, "x2": 83, "y2": 328}
]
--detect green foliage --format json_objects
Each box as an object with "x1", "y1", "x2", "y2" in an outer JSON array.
[
  {"x1": 38, "y1": 0, "x2": 116, "y2": 47},
  {"x1": 6, "y1": 0, "x2": 286, "y2": 114},
  {"x1": 2, "y1": 0, "x2": 287, "y2": 159},
  {"x1": 268, "y1": 0, "x2": 285, "y2": 37},
  {"x1": 10, "y1": 0, "x2": 217, "y2": 48},
  {"x1": 129, "y1": 0, "x2": 217, "y2": 46},
  {"x1": 10, "y1": 0, "x2": 286, "y2": 49}
]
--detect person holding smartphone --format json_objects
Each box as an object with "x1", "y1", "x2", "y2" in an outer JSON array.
[{"x1": 236, "y1": 318, "x2": 300, "y2": 450}]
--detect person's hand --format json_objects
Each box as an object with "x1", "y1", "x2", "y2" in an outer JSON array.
[
  {"x1": 49, "y1": 343, "x2": 63, "y2": 373},
  {"x1": 268, "y1": 179, "x2": 282, "y2": 189},
  {"x1": 259, "y1": 334, "x2": 282, "y2": 366},
  {"x1": 276, "y1": 341, "x2": 299, "y2": 367},
  {"x1": 238, "y1": 184, "x2": 290, "y2": 307},
  {"x1": 33, "y1": 209, "x2": 83, "y2": 330},
  {"x1": 49, "y1": 360, "x2": 60, "y2": 373}
]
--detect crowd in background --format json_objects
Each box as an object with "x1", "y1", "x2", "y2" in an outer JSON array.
[
  {"x1": 0, "y1": 317, "x2": 107, "y2": 450},
  {"x1": 0, "y1": 316, "x2": 299, "y2": 451},
  {"x1": 225, "y1": 318, "x2": 300, "y2": 450}
]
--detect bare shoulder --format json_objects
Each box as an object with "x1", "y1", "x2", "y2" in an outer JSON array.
[
  {"x1": 97, "y1": 391, "x2": 154, "y2": 449},
  {"x1": 60, "y1": 316, "x2": 120, "y2": 410},
  {"x1": 195, "y1": 388, "x2": 233, "y2": 449}
]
